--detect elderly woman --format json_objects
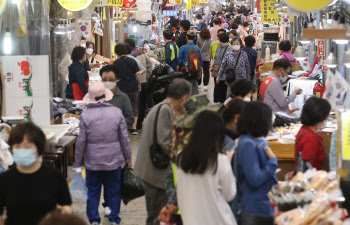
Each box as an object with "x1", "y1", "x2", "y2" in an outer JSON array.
[
  {"x1": 74, "y1": 82, "x2": 132, "y2": 225},
  {"x1": 217, "y1": 37, "x2": 250, "y2": 98}
]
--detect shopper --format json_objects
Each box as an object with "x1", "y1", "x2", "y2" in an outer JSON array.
[
  {"x1": 295, "y1": 97, "x2": 331, "y2": 170},
  {"x1": 213, "y1": 33, "x2": 233, "y2": 103},
  {"x1": 134, "y1": 79, "x2": 191, "y2": 225},
  {"x1": 234, "y1": 102, "x2": 277, "y2": 224},
  {"x1": 238, "y1": 22, "x2": 250, "y2": 41},
  {"x1": 229, "y1": 30, "x2": 239, "y2": 41},
  {"x1": 74, "y1": 82, "x2": 132, "y2": 225},
  {"x1": 210, "y1": 18, "x2": 222, "y2": 42},
  {"x1": 175, "y1": 110, "x2": 237, "y2": 225},
  {"x1": 279, "y1": 40, "x2": 296, "y2": 63},
  {"x1": 125, "y1": 38, "x2": 154, "y2": 130},
  {"x1": 210, "y1": 28, "x2": 228, "y2": 61},
  {"x1": 163, "y1": 30, "x2": 179, "y2": 72},
  {"x1": 113, "y1": 43, "x2": 141, "y2": 135},
  {"x1": 209, "y1": 12, "x2": 217, "y2": 27},
  {"x1": 176, "y1": 20, "x2": 191, "y2": 48},
  {"x1": 217, "y1": 11, "x2": 226, "y2": 24},
  {"x1": 38, "y1": 213, "x2": 87, "y2": 225},
  {"x1": 195, "y1": 14, "x2": 207, "y2": 31},
  {"x1": 224, "y1": 79, "x2": 257, "y2": 105},
  {"x1": 178, "y1": 30, "x2": 203, "y2": 96},
  {"x1": 231, "y1": 23, "x2": 239, "y2": 32},
  {"x1": 0, "y1": 123, "x2": 72, "y2": 225},
  {"x1": 66, "y1": 46, "x2": 89, "y2": 100},
  {"x1": 85, "y1": 41, "x2": 100, "y2": 71},
  {"x1": 260, "y1": 58, "x2": 302, "y2": 113},
  {"x1": 242, "y1": 35, "x2": 257, "y2": 80},
  {"x1": 218, "y1": 37, "x2": 250, "y2": 98},
  {"x1": 99, "y1": 65, "x2": 134, "y2": 128},
  {"x1": 196, "y1": 27, "x2": 212, "y2": 91},
  {"x1": 125, "y1": 43, "x2": 146, "y2": 74}
]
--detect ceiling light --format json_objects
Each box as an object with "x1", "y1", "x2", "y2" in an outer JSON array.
[
  {"x1": 325, "y1": 53, "x2": 337, "y2": 68},
  {"x1": 4, "y1": 28, "x2": 12, "y2": 55},
  {"x1": 293, "y1": 46, "x2": 307, "y2": 60},
  {"x1": 334, "y1": 40, "x2": 349, "y2": 44},
  {"x1": 299, "y1": 40, "x2": 311, "y2": 45}
]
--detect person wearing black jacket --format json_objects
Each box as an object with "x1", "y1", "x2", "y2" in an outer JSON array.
[
  {"x1": 176, "y1": 20, "x2": 191, "y2": 48},
  {"x1": 66, "y1": 46, "x2": 89, "y2": 100}
]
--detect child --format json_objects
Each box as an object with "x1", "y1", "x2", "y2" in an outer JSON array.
[{"x1": 163, "y1": 30, "x2": 179, "y2": 72}]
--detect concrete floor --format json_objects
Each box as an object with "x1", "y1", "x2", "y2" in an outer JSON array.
[{"x1": 69, "y1": 77, "x2": 215, "y2": 225}]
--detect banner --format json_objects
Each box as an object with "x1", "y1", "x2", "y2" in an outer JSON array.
[
  {"x1": 163, "y1": 10, "x2": 177, "y2": 17},
  {"x1": 261, "y1": 0, "x2": 281, "y2": 23},
  {"x1": 175, "y1": 0, "x2": 182, "y2": 4},
  {"x1": 108, "y1": 0, "x2": 123, "y2": 7},
  {"x1": 0, "y1": 56, "x2": 50, "y2": 125},
  {"x1": 57, "y1": 0, "x2": 93, "y2": 11},
  {"x1": 285, "y1": 0, "x2": 333, "y2": 12},
  {"x1": 0, "y1": 0, "x2": 6, "y2": 16},
  {"x1": 318, "y1": 40, "x2": 325, "y2": 56},
  {"x1": 77, "y1": 20, "x2": 92, "y2": 39},
  {"x1": 192, "y1": 0, "x2": 199, "y2": 7},
  {"x1": 199, "y1": 0, "x2": 208, "y2": 3},
  {"x1": 93, "y1": 21, "x2": 104, "y2": 36},
  {"x1": 184, "y1": 0, "x2": 191, "y2": 10},
  {"x1": 342, "y1": 111, "x2": 350, "y2": 160},
  {"x1": 281, "y1": 15, "x2": 291, "y2": 27}
]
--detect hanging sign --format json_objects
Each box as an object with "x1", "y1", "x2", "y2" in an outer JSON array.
[
  {"x1": 166, "y1": 0, "x2": 176, "y2": 6},
  {"x1": 261, "y1": 0, "x2": 281, "y2": 23},
  {"x1": 96, "y1": 0, "x2": 108, "y2": 6},
  {"x1": 0, "y1": 0, "x2": 6, "y2": 15},
  {"x1": 57, "y1": 0, "x2": 93, "y2": 11},
  {"x1": 342, "y1": 111, "x2": 350, "y2": 160},
  {"x1": 163, "y1": 10, "x2": 177, "y2": 17},
  {"x1": 184, "y1": 0, "x2": 191, "y2": 10},
  {"x1": 192, "y1": 0, "x2": 199, "y2": 7},
  {"x1": 257, "y1": 0, "x2": 261, "y2": 13},
  {"x1": 175, "y1": 0, "x2": 182, "y2": 4},
  {"x1": 77, "y1": 20, "x2": 92, "y2": 39},
  {"x1": 199, "y1": 0, "x2": 208, "y2": 3},
  {"x1": 318, "y1": 40, "x2": 325, "y2": 56},
  {"x1": 284, "y1": 0, "x2": 334, "y2": 12},
  {"x1": 108, "y1": 0, "x2": 123, "y2": 7},
  {"x1": 281, "y1": 15, "x2": 291, "y2": 27}
]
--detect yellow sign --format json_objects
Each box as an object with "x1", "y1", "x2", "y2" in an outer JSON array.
[
  {"x1": 261, "y1": 0, "x2": 281, "y2": 23},
  {"x1": 199, "y1": 0, "x2": 208, "y2": 3},
  {"x1": 342, "y1": 111, "x2": 350, "y2": 160},
  {"x1": 57, "y1": 0, "x2": 93, "y2": 11},
  {"x1": 175, "y1": 0, "x2": 182, "y2": 4},
  {"x1": 184, "y1": 0, "x2": 191, "y2": 10},
  {"x1": 108, "y1": 0, "x2": 123, "y2": 7},
  {"x1": 192, "y1": 0, "x2": 199, "y2": 7},
  {"x1": 0, "y1": 0, "x2": 6, "y2": 15},
  {"x1": 285, "y1": 0, "x2": 333, "y2": 12}
]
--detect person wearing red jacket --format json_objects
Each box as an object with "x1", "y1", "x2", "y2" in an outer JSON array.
[{"x1": 295, "y1": 97, "x2": 331, "y2": 170}]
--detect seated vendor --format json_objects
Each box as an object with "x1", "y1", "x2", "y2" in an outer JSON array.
[
  {"x1": 260, "y1": 58, "x2": 302, "y2": 114},
  {"x1": 279, "y1": 40, "x2": 296, "y2": 63},
  {"x1": 295, "y1": 97, "x2": 331, "y2": 170}
]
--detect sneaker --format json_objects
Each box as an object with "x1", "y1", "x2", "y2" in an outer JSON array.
[
  {"x1": 204, "y1": 86, "x2": 208, "y2": 91},
  {"x1": 131, "y1": 129, "x2": 138, "y2": 135},
  {"x1": 104, "y1": 207, "x2": 111, "y2": 217}
]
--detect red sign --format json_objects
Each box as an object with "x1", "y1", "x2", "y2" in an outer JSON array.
[
  {"x1": 257, "y1": 0, "x2": 261, "y2": 13},
  {"x1": 318, "y1": 40, "x2": 325, "y2": 56}
]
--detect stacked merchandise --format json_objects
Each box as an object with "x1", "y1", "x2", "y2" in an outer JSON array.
[{"x1": 269, "y1": 170, "x2": 348, "y2": 224}]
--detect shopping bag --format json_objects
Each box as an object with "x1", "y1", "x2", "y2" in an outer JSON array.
[
  {"x1": 121, "y1": 167, "x2": 145, "y2": 205},
  {"x1": 69, "y1": 172, "x2": 88, "y2": 200}
]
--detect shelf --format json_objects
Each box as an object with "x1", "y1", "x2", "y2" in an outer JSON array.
[{"x1": 302, "y1": 28, "x2": 348, "y2": 40}]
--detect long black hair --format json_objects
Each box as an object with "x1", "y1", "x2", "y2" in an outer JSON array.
[{"x1": 176, "y1": 110, "x2": 225, "y2": 174}]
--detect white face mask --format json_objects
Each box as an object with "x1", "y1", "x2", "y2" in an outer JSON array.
[
  {"x1": 229, "y1": 38, "x2": 233, "y2": 42},
  {"x1": 103, "y1": 81, "x2": 116, "y2": 90},
  {"x1": 86, "y1": 48, "x2": 94, "y2": 55},
  {"x1": 244, "y1": 97, "x2": 251, "y2": 102},
  {"x1": 280, "y1": 70, "x2": 288, "y2": 83},
  {"x1": 80, "y1": 43, "x2": 86, "y2": 48},
  {"x1": 218, "y1": 16, "x2": 222, "y2": 18},
  {"x1": 232, "y1": 45, "x2": 240, "y2": 51}
]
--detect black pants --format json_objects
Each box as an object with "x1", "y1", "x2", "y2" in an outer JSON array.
[
  {"x1": 137, "y1": 82, "x2": 152, "y2": 129},
  {"x1": 213, "y1": 77, "x2": 227, "y2": 103},
  {"x1": 198, "y1": 61, "x2": 210, "y2": 86},
  {"x1": 239, "y1": 212, "x2": 274, "y2": 225}
]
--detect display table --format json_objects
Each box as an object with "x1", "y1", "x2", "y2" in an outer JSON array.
[{"x1": 268, "y1": 132, "x2": 332, "y2": 181}]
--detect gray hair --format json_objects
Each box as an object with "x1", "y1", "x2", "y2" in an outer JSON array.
[{"x1": 168, "y1": 78, "x2": 192, "y2": 100}]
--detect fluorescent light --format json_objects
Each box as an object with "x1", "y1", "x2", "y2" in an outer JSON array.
[
  {"x1": 325, "y1": 53, "x2": 337, "y2": 68},
  {"x1": 299, "y1": 40, "x2": 311, "y2": 45},
  {"x1": 4, "y1": 29, "x2": 12, "y2": 55},
  {"x1": 12, "y1": 0, "x2": 18, "y2": 4},
  {"x1": 334, "y1": 40, "x2": 349, "y2": 44}
]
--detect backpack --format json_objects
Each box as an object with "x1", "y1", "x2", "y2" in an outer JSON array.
[{"x1": 184, "y1": 45, "x2": 202, "y2": 78}]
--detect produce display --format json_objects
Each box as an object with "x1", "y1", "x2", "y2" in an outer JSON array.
[{"x1": 271, "y1": 170, "x2": 348, "y2": 225}]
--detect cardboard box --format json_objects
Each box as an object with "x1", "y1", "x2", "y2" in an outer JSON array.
[{"x1": 63, "y1": 113, "x2": 80, "y2": 120}]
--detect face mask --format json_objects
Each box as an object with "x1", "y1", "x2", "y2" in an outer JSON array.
[
  {"x1": 232, "y1": 45, "x2": 240, "y2": 51},
  {"x1": 229, "y1": 38, "x2": 233, "y2": 42},
  {"x1": 244, "y1": 97, "x2": 251, "y2": 102},
  {"x1": 218, "y1": 16, "x2": 222, "y2": 18},
  {"x1": 86, "y1": 48, "x2": 94, "y2": 55},
  {"x1": 280, "y1": 70, "x2": 288, "y2": 83},
  {"x1": 80, "y1": 43, "x2": 86, "y2": 48},
  {"x1": 13, "y1": 149, "x2": 37, "y2": 168},
  {"x1": 103, "y1": 81, "x2": 116, "y2": 90}
]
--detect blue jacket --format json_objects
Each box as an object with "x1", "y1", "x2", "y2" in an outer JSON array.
[
  {"x1": 164, "y1": 41, "x2": 179, "y2": 71},
  {"x1": 66, "y1": 60, "x2": 88, "y2": 99},
  {"x1": 178, "y1": 42, "x2": 203, "y2": 68},
  {"x1": 233, "y1": 134, "x2": 278, "y2": 217},
  {"x1": 242, "y1": 46, "x2": 257, "y2": 79}
]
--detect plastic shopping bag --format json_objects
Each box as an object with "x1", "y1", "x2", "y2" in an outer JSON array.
[
  {"x1": 69, "y1": 172, "x2": 88, "y2": 200},
  {"x1": 121, "y1": 167, "x2": 145, "y2": 205}
]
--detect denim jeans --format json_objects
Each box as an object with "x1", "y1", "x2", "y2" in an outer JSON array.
[
  {"x1": 86, "y1": 168, "x2": 122, "y2": 224},
  {"x1": 239, "y1": 212, "x2": 274, "y2": 225}
]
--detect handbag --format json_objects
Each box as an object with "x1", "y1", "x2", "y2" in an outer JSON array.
[
  {"x1": 211, "y1": 45, "x2": 229, "y2": 78},
  {"x1": 226, "y1": 50, "x2": 241, "y2": 84},
  {"x1": 150, "y1": 104, "x2": 170, "y2": 169}
]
